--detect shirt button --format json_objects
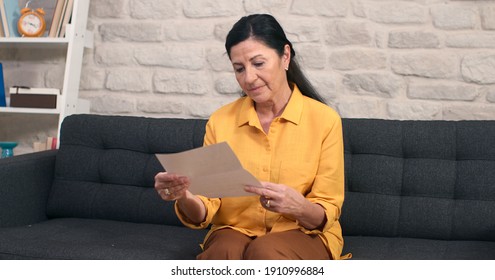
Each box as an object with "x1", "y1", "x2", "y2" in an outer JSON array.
[{"x1": 263, "y1": 167, "x2": 268, "y2": 172}]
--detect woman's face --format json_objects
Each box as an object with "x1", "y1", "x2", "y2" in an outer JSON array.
[{"x1": 229, "y1": 38, "x2": 291, "y2": 105}]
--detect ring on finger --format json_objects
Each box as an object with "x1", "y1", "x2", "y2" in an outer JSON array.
[
  {"x1": 164, "y1": 188, "x2": 170, "y2": 196},
  {"x1": 265, "y1": 199, "x2": 271, "y2": 208}
]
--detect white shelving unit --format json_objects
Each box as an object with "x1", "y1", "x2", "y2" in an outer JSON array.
[{"x1": 0, "y1": 0, "x2": 92, "y2": 148}]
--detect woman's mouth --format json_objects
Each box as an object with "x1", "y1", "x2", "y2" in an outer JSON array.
[{"x1": 247, "y1": 85, "x2": 264, "y2": 92}]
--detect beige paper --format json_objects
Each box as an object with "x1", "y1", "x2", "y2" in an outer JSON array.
[{"x1": 156, "y1": 142, "x2": 261, "y2": 198}]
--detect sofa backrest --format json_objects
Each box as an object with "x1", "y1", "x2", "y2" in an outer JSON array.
[
  {"x1": 340, "y1": 119, "x2": 495, "y2": 241},
  {"x1": 47, "y1": 115, "x2": 495, "y2": 240},
  {"x1": 47, "y1": 114, "x2": 207, "y2": 226}
]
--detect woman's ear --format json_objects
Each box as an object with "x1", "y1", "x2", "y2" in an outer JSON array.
[{"x1": 283, "y1": 44, "x2": 291, "y2": 69}]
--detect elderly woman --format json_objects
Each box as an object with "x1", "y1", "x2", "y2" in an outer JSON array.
[{"x1": 155, "y1": 14, "x2": 346, "y2": 260}]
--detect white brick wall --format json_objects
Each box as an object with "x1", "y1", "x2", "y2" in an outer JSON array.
[
  {"x1": 78, "y1": 0, "x2": 495, "y2": 120},
  {"x1": 3, "y1": 0, "x2": 495, "y2": 153}
]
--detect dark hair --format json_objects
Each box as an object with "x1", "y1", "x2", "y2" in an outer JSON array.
[{"x1": 225, "y1": 14, "x2": 325, "y2": 104}]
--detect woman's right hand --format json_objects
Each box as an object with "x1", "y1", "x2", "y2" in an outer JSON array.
[
  {"x1": 154, "y1": 172, "x2": 207, "y2": 224},
  {"x1": 154, "y1": 172, "x2": 190, "y2": 201}
]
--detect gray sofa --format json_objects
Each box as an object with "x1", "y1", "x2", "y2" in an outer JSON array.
[{"x1": 0, "y1": 114, "x2": 494, "y2": 259}]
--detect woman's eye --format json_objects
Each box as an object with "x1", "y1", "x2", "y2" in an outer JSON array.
[
  {"x1": 253, "y1": 62, "x2": 264, "y2": 67},
  {"x1": 234, "y1": 67, "x2": 245, "y2": 73}
]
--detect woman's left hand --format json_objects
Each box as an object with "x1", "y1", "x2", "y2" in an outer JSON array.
[
  {"x1": 244, "y1": 182, "x2": 327, "y2": 230},
  {"x1": 244, "y1": 182, "x2": 306, "y2": 217}
]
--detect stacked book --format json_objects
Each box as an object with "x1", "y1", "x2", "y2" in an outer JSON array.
[
  {"x1": 33, "y1": 136, "x2": 58, "y2": 152},
  {"x1": 9, "y1": 86, "x2": 60, "y2": 109},
  {"x1": 0, "y1": 0, "x2": 74, "y2": 38}
]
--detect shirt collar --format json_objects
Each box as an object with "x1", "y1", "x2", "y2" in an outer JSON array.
[{"x1": 237, "y1": 84, "x2": 304, "y2": 127}]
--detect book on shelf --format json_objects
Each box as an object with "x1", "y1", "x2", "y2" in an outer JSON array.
[
  {"x1": 0, "y1": 0, "x2": 7, "y2": 37},
  {"x1": 57, "y1": 0, "x2": 73, "y2": 37},
  {"x1": 9, "y1": 86, "x2": 59, "y2": 109},
  {"x1": 48, "y1": 0, "x2": 64, "y2": 37},
  {"x1": 9, "y1": 86, "x2": 60, "y2": 95},
  {"x1": 0, "y1": 63, "x2": 5, "y2": 107},
  {"x1": 3, "y1": 0, "x2": 20, "y2": 37},
  {"x1": 46, "y1": 0, "x2": 73, "y2": 38},
  {"x1": 33, "y1": 136, "x2": 57, "y2": 152},
  {"x1": 46, "y1": 136, "x2": 57, "y2": 150}
]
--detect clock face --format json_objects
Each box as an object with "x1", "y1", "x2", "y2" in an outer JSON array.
[{"x1": 20, "y1": 14, "x2": 43, "y2": 35}]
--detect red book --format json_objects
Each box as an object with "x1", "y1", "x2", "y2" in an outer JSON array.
[
  {"x1": 46, "y1": 137, "x2": 58, "y2": 150},
  {"x1": 51, "y1": 137, "x2": 58, "y2": 150}
]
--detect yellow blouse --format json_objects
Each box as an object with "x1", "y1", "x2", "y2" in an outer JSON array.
[{"x1": 175, "y1": 85, "x2": 346, "y2": 259}]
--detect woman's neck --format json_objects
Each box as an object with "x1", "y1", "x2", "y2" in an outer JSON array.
[{"x1": 255, "y1": 85, "x2": 293, "y2": 133}]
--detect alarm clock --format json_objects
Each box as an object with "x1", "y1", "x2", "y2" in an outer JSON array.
[{"x1": 17, "y1": 7, "x2": 46, "y2": 37}]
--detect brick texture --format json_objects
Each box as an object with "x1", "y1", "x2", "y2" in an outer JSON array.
[{"x1": 9, "y1": 0, "x2": 495, "y2": 127}]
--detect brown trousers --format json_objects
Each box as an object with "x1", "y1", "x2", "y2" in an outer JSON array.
[{"x1": 196, "y1": 228, "x2": 331, "y2": 260}]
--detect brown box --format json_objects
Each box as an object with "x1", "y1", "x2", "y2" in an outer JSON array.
[{"x1": 10, "y1": 94, "x2": 57, "y2": 109}]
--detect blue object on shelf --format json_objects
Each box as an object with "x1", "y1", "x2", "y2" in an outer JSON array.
[
  {"x1": 0, "y1": 63, "x2": 5, "y2": 107},
  {"x1": 3, "y1": 0, "x2": 21, "y2": 37},
  {"x1": 0, "y1": 142, "x2": 18, "y2": 158}
]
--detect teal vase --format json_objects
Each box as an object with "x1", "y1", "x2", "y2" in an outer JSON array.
[{"x1": 0, "y1": 142, "x2": 18, "y2": 158}]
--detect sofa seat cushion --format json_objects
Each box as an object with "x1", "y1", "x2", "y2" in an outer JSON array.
[
  {"x1": 343, "y1": 236, "x2": 495, "y2": 260},
  {"x1": 0, "y1": 218, "x2": 207, "y2": 260}
]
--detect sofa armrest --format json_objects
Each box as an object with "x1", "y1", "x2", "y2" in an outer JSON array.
[{"x1": 0, "y1": 150, "x2": 57, "y2": 227}]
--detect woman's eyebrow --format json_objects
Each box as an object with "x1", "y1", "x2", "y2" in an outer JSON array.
[{"x1": 232, "y1": 54, "x2": 265, "y2": 65}]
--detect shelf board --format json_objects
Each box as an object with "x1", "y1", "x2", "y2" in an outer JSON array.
[
  {"x1": 0, "y1": 37, "x2": 70, "y2": 49},
  {"x1": 0, "y1": 106, "x2": 61, "y2": 115}
]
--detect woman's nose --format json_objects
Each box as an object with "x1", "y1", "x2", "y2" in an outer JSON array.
[{"x1": 244, "y1": 67, "x2": 257, "y2": 83}]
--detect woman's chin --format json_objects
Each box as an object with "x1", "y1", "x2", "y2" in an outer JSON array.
[{"x1": 246, "y1": 89, "x2": 269, "y2": 102}]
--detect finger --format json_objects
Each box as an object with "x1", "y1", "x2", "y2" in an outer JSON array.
[
  {"x1": 170, "y1": 177, "x2": 190, "y2": 192},
  {"x1": 244, "y1": 185, "x2": 274, "y2": 198},
  {"x1": 177, "y1": 176, "x2": 190, "y2": 186},
  {"x1": 260, "y1": 182, "x2": 287, "y2": 192},
  {"x1": 155, "y1": 173, "x2": 188, "y2": 189},
  {"x1": 158, "y1": 186, "x2": 184, "y2": 201},
  {"x1": 155, "y1": 172, "x2": 172, "y2": 182},
  {"x1": 155, "y1": 172, "x2": 185, "y2": 183},
  {"x1": 158, "y1": 189, "x2": 173, "y2": 201},
  {"x1": 168, "y1": 187, "x2": 189, "y2": 200},
  {"x1": 260, "y1": 196, "x2": 275, "y2": 210},
  {"x1": 243, "y1": 185, "x2": 260, "y2": 194},
  {"x1": 159, "y1": 188, "x2": 170, "y2": 197}
]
